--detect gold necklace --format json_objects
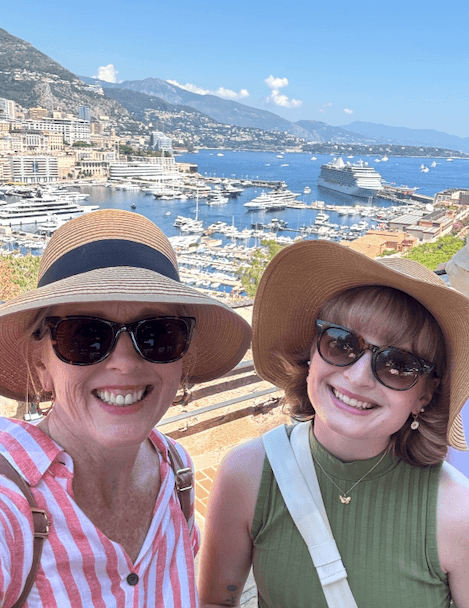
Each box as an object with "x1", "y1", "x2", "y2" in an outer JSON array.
[{"x1": 311, "y1": 432, "x2": 389, "y2": 504}]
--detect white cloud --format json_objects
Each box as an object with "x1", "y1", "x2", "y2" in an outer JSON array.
[
  {"x1": 264, "y1": 75, "x2": 302, "y2": 109},
  {"x1": 93, "y1": 64, "x2": 119, "y2": 83},
  {"x1": 265, "y1": 75, "x2": 289, "y2": 90},
  {"x1": 167, "y1": 80, "x2": 249, "y2": 100},
  {"x1": 344, "y1": 108, "x2": 354, "y2": 115}
]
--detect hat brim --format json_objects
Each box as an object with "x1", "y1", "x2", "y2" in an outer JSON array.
[
  {"x1": 252, "y1": 240, "x2": 469, "y2": 450},
  {"x1": 0, "y1": 265, "x2": 252, "y2": 400}
]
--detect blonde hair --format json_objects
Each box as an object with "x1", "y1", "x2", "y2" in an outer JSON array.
[{"x1": 278, "y1": 286, "x2": 448, "y2": 466}]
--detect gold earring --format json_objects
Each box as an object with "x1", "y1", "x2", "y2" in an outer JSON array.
[
  {"x1": 24, "y1": 392, "x2": 44, "y2": 422},
  {"x1": 411, "y1": 407, "x2": 425, "y2": 430}
]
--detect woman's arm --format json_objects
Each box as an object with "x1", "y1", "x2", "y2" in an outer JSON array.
[
  {"x1": 198, "y1": 436, "x2": 265, "y2": 607},
  {"x1": 437, "y1": 461, "x2": 469, "y2": 607}
]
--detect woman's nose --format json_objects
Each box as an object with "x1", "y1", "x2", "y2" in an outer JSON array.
[
  {"x1": 342, "y1": 350, "x2": 375, "y2": 387},
  {"x1": 105, "y1": 330, "x2": 143, "y2": 369}
]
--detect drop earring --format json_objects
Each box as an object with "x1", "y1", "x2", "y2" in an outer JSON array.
[
  {"x1": 411, "y1": 407, "x2": 425, "y2": 430},
  {"x1": 24, "y1": 392, "x2": 44, "y2": 422}
]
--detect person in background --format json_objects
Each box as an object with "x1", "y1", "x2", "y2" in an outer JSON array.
[
  {"x1": 0, "y1": 209, "x2": 251, "y2": 607},
  {"x1": 199, "y1": 240, "x2": 469, "y2": 608}
]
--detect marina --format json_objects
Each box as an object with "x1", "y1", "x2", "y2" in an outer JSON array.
[{"x1": 1, "y1": 150, "x2": 468, "y2": 298}]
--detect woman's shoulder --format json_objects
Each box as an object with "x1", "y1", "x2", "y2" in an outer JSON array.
[
  {"x1": 150, "y1": 428, "x2": 193, "y2": 466},
  {"x1": 437, "y1": 461, "x2": 469, "y2": 573},
  {"x1": 213, "y1": 435, "x2": 266, "y2": 513},
  {"x1": 438, "y1": 460, "x2": 469, "y2": 506},
  {"x1": 219, "y1": 435, "x2": 266, "y2": 477}
]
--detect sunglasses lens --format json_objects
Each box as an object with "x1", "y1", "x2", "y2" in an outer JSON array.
[
  {"x1": 54, "y1": 318, "x2": 113, "y2": 364},
  {"x1": 319, "y1": 327, "x2": 361, "y2": 365},
  {"x1": 136, "y1": 318, "x2": 191, "y2": 363},
  {"x1": 374, "y1": 350, "x2": 420, "y2": 390}
]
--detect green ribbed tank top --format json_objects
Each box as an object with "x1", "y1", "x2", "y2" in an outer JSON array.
[{"x1": 251, "y1": 426, "x2": 451, "y2": 608}]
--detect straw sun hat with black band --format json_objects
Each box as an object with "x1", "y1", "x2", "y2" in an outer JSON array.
[
  {"x1": 0, "y1": 209, "x2": 252, "y2": 402},
  {"x1": 252, "y1": 239, "x2": 469, "y2": 451}
]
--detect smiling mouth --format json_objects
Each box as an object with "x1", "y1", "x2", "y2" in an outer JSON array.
[
  {"x1": 332, "y1": 387, "x2": 377, "y2": 410},
  {"x1": 95, "y1": 386, "x2": 150, "y2": 406}
]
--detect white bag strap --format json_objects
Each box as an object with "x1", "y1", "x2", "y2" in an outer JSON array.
[{"x1": 263, "y1": 423, "x2": 358, "y2": 608}]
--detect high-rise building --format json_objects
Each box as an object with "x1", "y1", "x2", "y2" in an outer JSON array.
[
  {"x1": 0, "y1": 98, "x2": 16, "y2": 121},
  {"x1": 79, "y1": 106, "x2": 91, "y2": 122},
  {"x1": 150, "y1": 131, "x2": 173, "y2": 154}
]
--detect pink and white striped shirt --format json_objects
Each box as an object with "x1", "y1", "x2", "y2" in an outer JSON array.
[{"x1": 0, "y1": 417, "x2": 199, "y2": 607}]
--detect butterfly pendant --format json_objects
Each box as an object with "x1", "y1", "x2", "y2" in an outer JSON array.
[{"x1": 339, "y1": 495, "x2": 351, "y2": 504}]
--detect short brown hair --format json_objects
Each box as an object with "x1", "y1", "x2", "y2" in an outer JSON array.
[{"x1": 278, "y1": 286, "x2": 448, "y2": 466}]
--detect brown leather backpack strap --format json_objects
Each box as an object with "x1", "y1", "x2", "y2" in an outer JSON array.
[
  {"x1": 165, "y1": 441, "x2": 193, "y2": 523},
  {"x1": 0, "y1": 455, "x2": 50, "y2": 608}
]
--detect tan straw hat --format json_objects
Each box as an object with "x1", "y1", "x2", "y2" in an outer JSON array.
[
  {"x1": 0, "y1": 209, "x2": 251, "y2": 400},
  {"x1": 252, "y1": 240, "x2": 469, "y2": 451}
]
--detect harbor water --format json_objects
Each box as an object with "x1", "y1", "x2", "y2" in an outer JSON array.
[{"x1": 70, "y1": 151, "x2": 469, "y2": 245}]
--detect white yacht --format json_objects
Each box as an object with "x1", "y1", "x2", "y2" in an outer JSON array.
[
  {"x1": 206, "y1": 192, "x2": 228, "y2": 206},
  {"x1": 244, "y1": 192, "x2": 274, "y2": 210},
  {"x1": 318, "y1": 157, "x2": 384, "y2": 198},
  {"x1": 0, "y1": 198, "x2": 100, "y2": 226}
]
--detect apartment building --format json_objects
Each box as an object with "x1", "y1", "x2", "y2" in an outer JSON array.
[
  {"x1": 0, "y1": 98, "x2": 15, "y2": 121},
  {"x1": 29, "y1": 107, "x2": 49, "y2": 120},
  {"x1": 79, "y1": 106, "x2": 91, "y2": 122},
  {"x1": 10, "y1": 156, "x2": 59, "y2": 183},
  {"x1": 150, "y1": 131, "x2": 173, "y2": 153},
  {"x1": 19, "y1": 117, "x2": 91, "y2": 144}
]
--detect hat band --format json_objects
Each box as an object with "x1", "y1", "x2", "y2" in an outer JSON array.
[{"x1": 37, "y1": 239, "x2": 180, "y2": 287}]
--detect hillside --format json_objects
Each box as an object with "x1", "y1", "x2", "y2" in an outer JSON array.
[
  {"x1": 104, "y1": 88, "x2": 305, "y2": 151},
  {"x1": 80, "y1": 76, "x2": 313, "y2": 139},
  {"x1": 295, "y1": 120, "x2": 376, "y2": 144},
  {"x1": 0, "y1": 28, "x2": 145, "y2": 134}
]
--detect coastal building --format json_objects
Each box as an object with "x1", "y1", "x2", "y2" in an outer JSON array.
[
  {"x1": 340, "y1": 230, "x2": 418, "y2": 258},
  {"x1": 0, "y1": 98, "x2": 16, "y2": 121},
  {"x1": 74, "y1": 149, "x2": 116, "y2": 178},
  {"x1": 18, "y1": 117, "x2": 91, "y2": 145},
  {"x1": 150, "y1": 131, "x2": 173, "y2": 154},
  {"x1": 9, "y1": 155, "x2": 59, "y2": 183},
  {"x1": 28, "y1": 107, "x2": 48, "y2": 120},
  {"x1": 0, "y1": 131, "x2": 64, "y2": 155},
  {"x1": 434, "y1": 189, "x2": 469, "y2": 206},
  {"x1": 389, "y1": 209, "x2": 453, "y2": 241},
  {"x1": 109, "y1": 155, "x2": 178, "y2": 181},
  {"x1": 0, "y1": 158, "x2": 12, "y2": 181},
  {"x1": 79, "y1": 106, "x2": 91, "y2": 122}
]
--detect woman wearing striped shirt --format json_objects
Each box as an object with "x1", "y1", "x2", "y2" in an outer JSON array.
[{"x1": 0, "y1": 209, "x2": 251, "y2": 607}]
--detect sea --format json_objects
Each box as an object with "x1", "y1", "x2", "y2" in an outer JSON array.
[{"x1": 70, "y1": 151, "x2": 469, "y2": 247}]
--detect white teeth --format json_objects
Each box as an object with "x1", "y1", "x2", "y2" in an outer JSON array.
[
  {"x1": 96, "y1": 388, "x2": 146, "y2": 406},
  {"x1": 333, "y1": 388, "x2": 374, "y2": 410}
]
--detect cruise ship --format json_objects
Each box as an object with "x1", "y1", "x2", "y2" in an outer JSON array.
[
  {"x1": 0, "y1": 198, "x2": 100, "y2": 226},
  {"x1": 318, "y1": 157, "x2": 384, "y2": 198}
]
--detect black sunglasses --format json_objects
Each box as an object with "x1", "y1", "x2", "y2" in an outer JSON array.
[
  {"x1": 42, "y1": 315, "x2": 196, "y2": 366},
  {"x1": 315, "y1": 319, "x2": 435, "y2": 391}
]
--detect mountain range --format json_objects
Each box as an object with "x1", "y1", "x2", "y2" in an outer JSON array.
[
  {"x1": 80, "y1": 76, "x2": 469, "y2": 153},
  {"x1": 0, "y1": 26, "x2": 468, "y2": 153}
]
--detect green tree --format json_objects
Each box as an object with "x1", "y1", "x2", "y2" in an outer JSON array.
[
  {"x1": 402, "y1": 235, "x2": 465, "y2": 270},
  {"x1": 237, "y1": 240, "x2": 286, "y2": 298}
]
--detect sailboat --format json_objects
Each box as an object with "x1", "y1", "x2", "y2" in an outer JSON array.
[{"x1": 180, "y1": 192, "x2": 204, "y2": 233}]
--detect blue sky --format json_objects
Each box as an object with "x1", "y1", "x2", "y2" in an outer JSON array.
[{"x1": 3, "y1": 0, "x2": 469, "y2": 136}]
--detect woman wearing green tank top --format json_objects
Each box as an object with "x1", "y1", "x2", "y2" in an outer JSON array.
[{"x1": 199, "y1": 241, "x2": 469, "y2": 608}]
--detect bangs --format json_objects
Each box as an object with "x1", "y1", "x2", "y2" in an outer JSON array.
[{"x1": 317, "y1": 286, "x2": 446, "y2": 377}]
